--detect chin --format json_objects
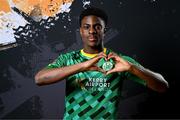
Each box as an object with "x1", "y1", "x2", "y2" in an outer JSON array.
[
  {"x1": 88, "y1": 43, "x2": 99, "y2": 47},
  {"x1": 88, "y1": 42, "x2": 101, "y2": 47}
]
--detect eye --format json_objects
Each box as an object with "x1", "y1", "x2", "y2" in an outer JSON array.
[
  {"x1": 83, "y1": 24, "x2": 90, "y2": 30},
  {"x1": 94, "y1": 24, "x2": 102, "y2": 30}
]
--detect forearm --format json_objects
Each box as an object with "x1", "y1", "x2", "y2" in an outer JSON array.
[
  {"x1": 128, "y1": 64, "x2": 169, "y2": 92},
  {"x1": 35, "y1": 62, "x2": 85, "y2": 86}
]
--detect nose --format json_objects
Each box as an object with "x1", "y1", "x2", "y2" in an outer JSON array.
[{"x1": 89, "y1": 26, "x2": 96, "y2": 34}]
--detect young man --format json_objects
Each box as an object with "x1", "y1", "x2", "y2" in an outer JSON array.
[{"x1": 35, "y1": 7, "x2": 168, "y2": 119}]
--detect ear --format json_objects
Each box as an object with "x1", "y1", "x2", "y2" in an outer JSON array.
[
  {"x1": 104, "y1": 27, "x2": 108, "y2": 33},
  {"x1": 80, "y1": 27, "x2": 82, "y2": 36}
]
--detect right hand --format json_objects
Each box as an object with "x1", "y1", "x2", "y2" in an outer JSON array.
[{"x1": 82, "y1": 52, "x2": 107, "y2": 73}]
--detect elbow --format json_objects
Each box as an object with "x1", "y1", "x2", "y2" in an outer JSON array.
[
  {"x1": 158, "y1": 86, "x2": 168, "y2": 93},
  {"x1": 164, "y1": 80, "x2": 169, "y2": 89},
  {"x1": 160, "y1": 76, "x2": 169, "y2": 92},
  {"x1": 155, "y1": 74, "x2": 169, "y2": 93},
  {"x1": 149, "y1": 78, "x2": 169, "y2": 93},
  {"x1": 34, "y1": 74, "x2": 43, "y2": 86},
  {"x1": 157, "y1": 80, "x2": 169, "y2": 93},
  {"x1": 161, "y1": 80, "x2": 169, "y2": 92}
]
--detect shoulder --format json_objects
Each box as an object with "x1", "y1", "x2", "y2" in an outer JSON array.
[{"x1": 57, "y1": 50, "x2": 80, "y2": 60}]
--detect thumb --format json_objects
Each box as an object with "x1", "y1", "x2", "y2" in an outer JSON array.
[
  {"x1": 89, "y1": 66, "x2": 106, "y2": 74},
  {"x1": 106, "y1": 69, "x2": 116, "y2": 75}
]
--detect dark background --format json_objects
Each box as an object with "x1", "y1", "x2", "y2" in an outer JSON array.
[{"x1": 0, "y1": 0, "x2": 180, "y2": 119}]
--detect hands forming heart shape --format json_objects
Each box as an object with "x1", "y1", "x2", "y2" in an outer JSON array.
[{"x1": 83, "y1": 52, "x2": 132, "y2": 75}]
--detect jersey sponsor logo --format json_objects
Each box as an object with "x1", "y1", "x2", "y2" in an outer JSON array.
[{"x1": 81, "y1": 77, "x2": 111, "y2": 92}]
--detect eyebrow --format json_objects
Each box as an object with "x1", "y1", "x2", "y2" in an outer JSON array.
[{"x1": 82, "y1": 23, "x2": 102, "y2": 26}]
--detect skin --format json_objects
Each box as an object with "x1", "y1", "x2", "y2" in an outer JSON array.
[
  {"x1": 80, "y1": 15, "x2": 105, "y2": 53},
  {"x1": 35, "y1": 15, "x2": 169, "y2": 92}
]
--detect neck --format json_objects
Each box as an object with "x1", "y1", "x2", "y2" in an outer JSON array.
[
  {"x1": 81, "y1": 48, "x2": 107, "y2": 58},
  {"x1": 83, "y1": 45, "x2": 104, "y2": 54}
]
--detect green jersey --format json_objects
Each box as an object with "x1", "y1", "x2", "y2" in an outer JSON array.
[{"x1": 46, "y1": 48, "x2": 146, "y2": 120}]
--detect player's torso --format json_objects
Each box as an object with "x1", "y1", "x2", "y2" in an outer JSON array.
[{"x1": 64, "y1": 50, "x2": 124, "y2": 119}]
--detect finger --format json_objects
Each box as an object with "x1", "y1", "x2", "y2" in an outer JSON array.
[
  {"x1": 108, "y1": 53, "x2": 127, "y2": 64},
  {"x1": 108, "y1": 55, "x2": 119, "y2": 62},
  {"x1": 88, "y1": 52, "x2": 107, "y2": 67},
  {"x1": 98, "y1": 52, "x2": 108, "y2": 60},
  {"x1": 93, "y1": 54, "x2": 104, "y2": 61},
  {"x1": 89, "y1": 66, "x2": 106, "y2": 74},
  {"x1": 97, "y1": 52, "x2": 107, "y2": 58},
  {"x1": 97, "y1": 67, "x2": 106, "y2": 74},
  {"x1": 106, "y1": 69, "x2": 117, "y2": 75},
  {"x1": 88, "y1": 66, "x2": 97, "y2": 71},
  {"x1": 107, "y1": 52, "x2": 113, "y2": 59},
  {"x1": 93, "y1": 54, "x2": 106, "y2": 63},
  {"x1": 107, "y1": 52, "x2": 118, "y2": 60},
  {"x1": 102, "y1": 53, "x2": 108, "y2": 61},
  {"x1": 85, "y1": 55, "x2": 105, "y2": 70},
  {"x1": 108, "y1": 52, "x2": 118, "y2": 56}
]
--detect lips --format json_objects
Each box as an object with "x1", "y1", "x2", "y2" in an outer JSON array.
[{"x1": 88, "y1": 36, "x2": 97, "y2": 41}]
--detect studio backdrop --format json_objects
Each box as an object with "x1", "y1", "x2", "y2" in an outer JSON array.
[{"x1": 0, "y1": 0, "x2": 180, "y2": 119}]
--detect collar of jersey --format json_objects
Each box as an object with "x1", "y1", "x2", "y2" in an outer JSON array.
[{"x1": 80, "y1": 48, "x2": 107, "y2": 59}]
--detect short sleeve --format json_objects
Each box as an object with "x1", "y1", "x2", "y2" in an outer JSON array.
[
  {"x1": 122, "y1": 56, "x2": 147, "y2": 86},
  {"x1": 46, "y1": 54, "x2": 67, "y2": 69}
]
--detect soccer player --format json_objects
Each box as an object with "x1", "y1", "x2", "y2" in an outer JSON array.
[{"x1": 35, "y1": 7, "x2": 169, "y2": 119}]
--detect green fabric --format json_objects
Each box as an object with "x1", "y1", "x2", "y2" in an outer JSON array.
[{"x1": 46, "y1": 49, "x2": 146, "y2": 119}]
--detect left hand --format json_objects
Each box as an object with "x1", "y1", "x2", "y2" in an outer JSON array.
[{"x1": 106, "y1": 52, "x2": 132, "y2": 75}]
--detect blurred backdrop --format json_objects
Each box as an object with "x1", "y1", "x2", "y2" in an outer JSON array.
[{"x1": 0, "y1": 0, "x2": 180, "y2": 119}]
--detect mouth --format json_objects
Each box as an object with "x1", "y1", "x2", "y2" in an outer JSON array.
[{"x1": 88, "y1": 36, "x2": 97, "y2": 41}]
